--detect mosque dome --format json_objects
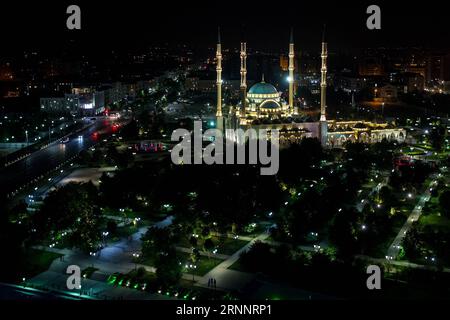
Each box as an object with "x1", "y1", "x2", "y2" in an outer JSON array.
[{"x1": 248, "y1": 82, "x2": 278, "y2": 95}]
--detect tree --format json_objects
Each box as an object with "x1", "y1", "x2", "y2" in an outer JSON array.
[
  {"x1": 277, "y1": 188, "x2": 328, "y2": 243},
  {"x1": 190, "y1": 248, "x2": 201, "y2": 265},
  {"x1": 378, "y1": 186, "x2": 397, "y2": 208},
  {"x1": 278, "y1": 139, "x2": 324, "y2": 184},
  {"x1": 141, "y1": 226, "x2": 174, "y2": 260},
  {"x1": 439, "y1": 190, "x2": 450, "y2": 218},
  {"x1": 92, "y1": 149, "x2": 104, "y2": 165},
  {"x1": 9, "y1": 200, "x2": 28, "y2": 220},
  {"x1": 203, "y1": 238, "x2": 215, "y2": 259},
  {"x1": 106, "y1": 220, "x2": 117, "y2": 234},
  {"x1": 116, "y1": 152, "x2": 132, "y2": 169},
  {"x1": 154, "y1": 248, "x2": 182, "y2": 286},
  {"x1": 106, "y1": 145, "x2": 120, "y2": 166},
  {"x1": 33, "y1": 182, "x2": 102, "y2": 252},
  {"x1": 429, "y1": 125, "x2": 446, "y2": 151},
  {"x1": 370, "y1": 141, "x2": 396, "y2": 169},
  {"x1": 121, "y1": 119, "x2": 139, "y2": 139},
  {"x1": 0, "y1": 199, "x2": 28, "y2": 282},
  {"x1": 329, "y1": 208, "x2": 361, "y2": 259},
  {"x1": 189, "y1": 236, "x2": 198, "y2": 248},
  {"x1": 77, "y1": 150, "x2": 92, "y2": 165},
  {"x1": 402, "y1": 223, "x2": 423, "y2": 260},
  {"x1": 70, "y1": 206, "x2": 103, "y2": 252}
]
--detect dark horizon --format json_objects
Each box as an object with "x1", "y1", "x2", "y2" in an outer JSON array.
[{"x1": 0, "y1": 0, "x2": 449, "y2": 54}]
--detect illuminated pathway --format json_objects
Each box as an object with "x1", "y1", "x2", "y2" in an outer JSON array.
[
  {"x1": 28, "y1": 217, "x2": 176, "y2": 300},
  {"x1": 385, "y1": 175, "x2": 438, "y2": 260},
  {"x1": 195, "y1": 228, "x2": 274, "y2": 292},
  {"x1": 356, "y1": 172, "x2": 389, "y2": 213}
]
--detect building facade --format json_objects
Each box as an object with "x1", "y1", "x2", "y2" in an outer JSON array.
[{"x1": 214, "y1": 29, "x2": 407, "y2": 147}]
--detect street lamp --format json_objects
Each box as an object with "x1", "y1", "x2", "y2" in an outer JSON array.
[
  {"x1": 89, "y1": 251, "x2": 97, "y2": 268},
  {"x1": 132, "y1": 252, "x2": 140, "y2": 270},
  {"x1": 102, "y1": 231, "x2": 109, "y2": 245},
  {"x1": 186, "y1": 264, "x2": 197, "y2": 282}
]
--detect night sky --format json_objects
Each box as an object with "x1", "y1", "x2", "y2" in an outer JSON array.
[{"x1": 0, "y1": 0, "x2": 449, "y2": 53}]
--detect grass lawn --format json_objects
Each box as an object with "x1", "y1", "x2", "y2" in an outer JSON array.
[
  {"x1": 362, "y1": 180, "x2": 376, "y2": 190},
  {"x1": 103, "y1": 208, "x2": 139, "y2": 218},
  {"x1": 176, "y1": 235, "x2": 249, "y2": 256},
  {"x1": 419, "y1": 214, "x2": 450, "y2": 231},
  {"x1": 241, "y1": 222, "x2": 271, "y2": 237},
  {"x1": 110, "y1": 270, "x2": 230, "y2": 299},
  {"x1": 82, "y1": 267, "x2": 99, "y2": 279},
  {"x1": 427, "y1": 153, "x2": 448, "y2": 161},
  {"x1": 422, "y1": 192, "x2": 440, "y2": 213},
  {"x1": 103, "y1": 207, "x2": 165, "y2": 222},
  {"x1": 138, "y1": 255, "x2": 156, "y2": 267},
  {"x1": 396, "y1": 199, "x2": 417, "y2": 213},
  {"x1": 366, "y1": 219, "x2": 405, "y2": 258},
  {"x1": 212, "y1": 236, "x2": 249, "y2": 255},
  {"x1": 107, "y1": 269, "x2": 158, "y2": 291},
  {"x1": 429, "y1": 195, "x2": 439, "y2": 205},
  {"x1": 110, "y1": 224, "x2": 139, "y2": 242},
  {"x1": 178, "y1": 252, "x2": 223, "y2": 276},
  {"x1": 412, "y1": 144, "x2": 433, "y2": 151},
  {"x1": 139, "y1": 252, "x2": 222, "y2": 276},
  {"x1": 176, "y1": 236, "x2": 193, "y2": 248},
  {"x1": 228, "y1": 258, "x2": 246, "y2": 272},
  {"x1": 21, "y1": 249, "x2": 62, "y2": 280},
  {"x1": 126, "y1": 268, "x2": 157, "y2": 283},
  {"x1": 41, "y1": 235, "x2": 72, "y2": 250},
  {"x1": 404, "y1": 150, "x2": 426, "y2": 156}
]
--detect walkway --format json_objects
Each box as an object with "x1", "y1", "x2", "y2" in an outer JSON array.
[
  {"x1": 386, "y1": 175, "x2": 437, "y2": 260},
  {"x1": 195, "y1": 230, "x2": 272, "y2": 291}
]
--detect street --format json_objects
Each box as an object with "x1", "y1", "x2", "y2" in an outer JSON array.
[{"x1": 0, "y1": 117, "x2": 128, "y2": 197}]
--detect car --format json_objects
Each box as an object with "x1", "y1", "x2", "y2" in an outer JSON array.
[{"x1": 60, "y1": 137, "x2": 69, "y2": 143}]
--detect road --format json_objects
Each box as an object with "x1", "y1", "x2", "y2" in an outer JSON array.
[
  {"x1": 0, "y1": 117, "x2": 127, "y2": 197},
  {"x1": 25, "y1": 166, "x2": 118, "y2": 207}
]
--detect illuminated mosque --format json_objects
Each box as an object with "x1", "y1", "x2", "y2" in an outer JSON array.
[{"x1": 214, "y1": 28, "x2": 406, "y2": 147}]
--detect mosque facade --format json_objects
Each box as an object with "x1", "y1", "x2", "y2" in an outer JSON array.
[{"x1": 214, "y1": 29, "x2": 406, "y2": 147}]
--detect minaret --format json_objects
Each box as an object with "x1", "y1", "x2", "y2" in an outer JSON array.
[
  {"x1": 319, "y1": 26, "x2": 328, "y2": 147},
  {"x1": 216, "y1": 27, "x2": 223, "y2": 131},
  {"x1": 240, "y1": 41, "x2": 247, "y2": 117},
  {"x1": 288, "y1": 28, "x2": 295, "y2": 114}
]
